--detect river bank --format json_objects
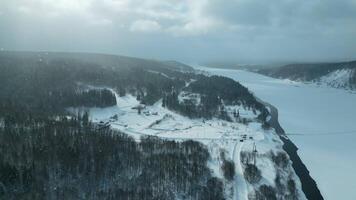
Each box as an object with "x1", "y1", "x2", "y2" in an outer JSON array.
[
  {"x1": 262, "y1": 100, "x2": 323, "y2": 200},
  {"x1": 200, "y1": 66, "x2": 356, "y2": 199}
]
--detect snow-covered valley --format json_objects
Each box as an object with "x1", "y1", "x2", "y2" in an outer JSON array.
[
  {"x1": 201, "y1": 67, "x2": 356, "y2": 200},
  {"x1": 70, "y1": 88, "x2": 306, "y2": 200}
]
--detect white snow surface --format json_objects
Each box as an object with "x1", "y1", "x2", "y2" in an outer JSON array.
[
  {"x1": 317, "y1": 68, "x2": 355, "y2": 89},
  {"x1": 69, "y1": 87, "x2": 305, "y2": 200},
  {"x1": 200, "y1": 66, "x2": 356, "y2": 200},
  {"x1": 178, "y1": 91, "x2": 201, "y2": 105}
]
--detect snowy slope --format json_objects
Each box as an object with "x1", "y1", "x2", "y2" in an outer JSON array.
[
  {"x1": 69, "y1": 87, "x2": 306, "y2": 200},
  {"x1": 200, "y1": 66, "x2": 356, "y2": 200},
  {"x1": 316, "y1": 68, "x2": 355, "y2": 89},
  {"x1": 258, "y1": 61, "x2": 356, "y2": 91}
]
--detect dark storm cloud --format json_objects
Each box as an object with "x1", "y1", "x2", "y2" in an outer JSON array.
[{"x1": 0, "y1": 0, "x2": 355, "y2": 63}]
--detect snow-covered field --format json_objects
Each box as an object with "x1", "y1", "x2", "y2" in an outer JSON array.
[
  {"x1": 70, "y1": 86, "x2": 305, "y2": 200},
  {"x1": 201, "y1": 67, "x2": 356, "y2": 200}
]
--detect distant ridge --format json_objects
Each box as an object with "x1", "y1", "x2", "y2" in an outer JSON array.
[
  {"x1": 257, "y1": 60, "x2": 356, "y2": 90},
  {"x1": 0, "y1": 51, "x2": 194, "y2": 72}
]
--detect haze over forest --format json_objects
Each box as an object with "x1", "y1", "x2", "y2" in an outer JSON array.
[
  {"x1": 1, "y1": 0, "x2": 356, "y2": 63},
  {"x1": 2, "y1": 1, "x2": 356, "y2": 200}
]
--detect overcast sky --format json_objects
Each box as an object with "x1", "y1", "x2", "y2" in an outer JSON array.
[{"x1": 1, "y1": 0, "x2": 356, "y2": 63}]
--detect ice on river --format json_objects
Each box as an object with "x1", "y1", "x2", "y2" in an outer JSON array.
[{"x1": 200, "y1": 66, "x2": 356, "y2": 200}]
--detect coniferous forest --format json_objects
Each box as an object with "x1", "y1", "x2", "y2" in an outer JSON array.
[
  {"x1": 2, "y1": 0, "x2": 355, "y2": 198},
  {"x1": 0, "y1": 116, "x2": 223, "y2": 200},
  {"x1": 0, "y1": 52, "x2": 269, "y2": 199}
]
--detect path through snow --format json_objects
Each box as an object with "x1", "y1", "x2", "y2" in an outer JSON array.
[{"x1": 233, "y1": 141, "x2": 247, "y2": 200}]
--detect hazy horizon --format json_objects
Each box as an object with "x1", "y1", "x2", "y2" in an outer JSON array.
[{"x1": 1, "y1": 0, "x2": 356, "y2": 63}]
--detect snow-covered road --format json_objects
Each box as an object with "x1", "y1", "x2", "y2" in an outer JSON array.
[{"x1": 233, "y1": 141, "x2": 248, "y2": 200}]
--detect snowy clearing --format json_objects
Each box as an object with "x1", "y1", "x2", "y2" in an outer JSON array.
[{"x1": 69, "y1": 86, "x2": 305, "y2": 200}]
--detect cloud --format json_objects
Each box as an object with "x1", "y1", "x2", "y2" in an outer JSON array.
[
  {"x1": 130, "y1": 19, "x2": 162, "y2": 32},
  {"x1": 0, "y1": 0, "x2": 356, "y2": 62},
  {"x1": 167, "y1": 18, "x2": 219, "y2": 36},
  {"x1": 89, "y1": 18, "x2": 113, "y2": 26},
  {"x1": 204, "y1": 0, "x2": 274, "y2": 26}
]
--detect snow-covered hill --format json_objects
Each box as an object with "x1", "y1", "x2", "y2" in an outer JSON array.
[
  {"x1": 316, "y1": 68, "x2": 355, "y2": 90},
  {"x1": 257, "y1": 61, "x2": 356, "y2": 91},
  {"x1": 70, "y1": 88, "x2": 306, "y2": 200},
  {"x1": 0, "y1": 51, "x2": 307, "y2": 199}
]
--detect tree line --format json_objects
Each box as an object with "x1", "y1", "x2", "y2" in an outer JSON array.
[
  {"x1": 0, "y1": 53, "x2": 268, "y2": 123},
  {"x1": 163, "y1": 75, "x2": 269, "y2": 122},
  {"x1": 0, "y1": 116, "x2": 225, "y2": 200}
]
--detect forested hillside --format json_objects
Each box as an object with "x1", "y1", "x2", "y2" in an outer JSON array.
[
  {"x1": 0, "y1": 115, "x2": 223, "y2": 200},
  {"x1": 0, "y1": 51, "x2": 272, "y2": 200},
  {"x1": 0, "y1": 51, "x2": 266, "y2": 122},
  {"x1": 163, "y1": 75, "x2": 268, "y2": 121},
  {"x1": 0, "y1": 52, "x2": 188, "y2": 117},
  {"x1": 258, "y1": 61, "x2": 356, "y2": 89}
]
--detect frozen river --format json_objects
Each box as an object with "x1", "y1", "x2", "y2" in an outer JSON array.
[{"x1": 201, "y1": 67, "x2": 356, "y2": 200}]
